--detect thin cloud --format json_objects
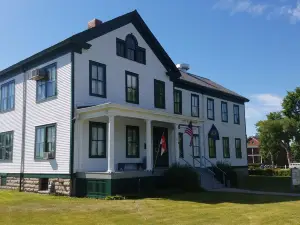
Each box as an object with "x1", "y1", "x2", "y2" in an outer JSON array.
[{"x1": 213, "y1": 0, "x2": 300, "y2": 24}]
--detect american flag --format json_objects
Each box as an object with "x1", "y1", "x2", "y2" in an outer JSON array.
[{"x1": 184, "y1": 121, "x2": 194, "y2": 146}]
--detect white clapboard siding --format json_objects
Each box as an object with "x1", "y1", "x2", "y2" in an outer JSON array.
[
  {"x1": 24, "y1": 53, "x2": 71, "y2": 174},
  {"x1": 74, "y1": 23, "x2": 174, "y2": 114},
  {"x1": 0, "y1": 73, "x2": 24, "y2": 173}
]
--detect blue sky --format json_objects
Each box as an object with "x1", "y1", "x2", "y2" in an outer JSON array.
[{"x1": 1, "y1": 0, "x2": 299, "y2": 135}]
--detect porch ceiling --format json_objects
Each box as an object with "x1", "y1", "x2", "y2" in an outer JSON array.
[{"x1": 76, "y1": 103, "x2": 203, "y2": 124}]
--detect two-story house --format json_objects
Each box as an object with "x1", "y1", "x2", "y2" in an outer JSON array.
[{"x1": 0, "y1": 10, "x2": 249, "y2": 197}]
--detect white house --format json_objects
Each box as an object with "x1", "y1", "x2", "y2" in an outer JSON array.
[{"x1": 0, "y1": 10, "x2": 249, "y2": 197}]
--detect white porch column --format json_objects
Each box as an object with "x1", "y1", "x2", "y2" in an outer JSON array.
[
  {"x1": 107, "y1": 115, "x2": 115, "y2": 173},
  {"x1": 174, "y1": 123, "x2": 180, "y2": 163},
  {"x1": 146, "y1": 119, "x2": 153, "y2": 171}
]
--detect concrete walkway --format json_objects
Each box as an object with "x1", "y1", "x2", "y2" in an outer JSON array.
[{"x1": 210, "y1": 188, "x2": 300, "y2": 197}]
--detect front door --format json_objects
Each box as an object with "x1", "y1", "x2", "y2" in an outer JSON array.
[{"x1": 153, "y1": 127, "x2": 169, "y2": 168}]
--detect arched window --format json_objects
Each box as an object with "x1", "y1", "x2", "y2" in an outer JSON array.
[{"x1": 125, "y1": 34, "x2": 137, "y2": 60}]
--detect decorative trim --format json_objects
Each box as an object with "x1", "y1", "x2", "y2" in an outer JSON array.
[
  {"x1": 221, "y1": 101, "x2": 228, "y2": 123},
  {"x1": 89, "y1": 122, "x2": 107, "y2": 158},
  {"x1": 34, "y1": 123, "x2": 57, "y2": 160},
  {"x1": 125, "y1": 71, "x2": 139, "y2": 104},
  {"x1": 0, "y1": 173, "x2": 70, "y2": 179},
  {"x1": 126, "y1": 125, "x2": 140, "y2": 158},
  {"x1": 191, "y1": 94, "x2": 199, "y2": 117},
  {"x1": 173, "y1": 89, "x2": 182, "y2": 115},
  {"x1": 207, "y1": 98, "x2": 215, "y2": 120},
  {"x1": 35, "y1": 63, "x2": 57, "y2": 103},
  {"x1": 0, "y1": 80, "x2": 15, "y2": 113},
  {"x1": 89, "y1": 60, "x2": 107, "y2": 98},
  {"x1": 154, "y1": 79, "x2": 165, "y2": 109}
]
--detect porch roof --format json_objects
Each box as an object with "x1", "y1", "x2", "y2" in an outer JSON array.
[{"x1": 76, "y1": 103, "x2": 203, "y2": 124}]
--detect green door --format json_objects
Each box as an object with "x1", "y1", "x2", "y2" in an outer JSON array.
[{"x1": 153, "y1": 127, "x2": 169, "y2": 168}]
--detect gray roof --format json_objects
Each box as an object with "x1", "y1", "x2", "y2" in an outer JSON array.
[{"x1": 179, "y1": 71, "x2": 249, "y2": 102}]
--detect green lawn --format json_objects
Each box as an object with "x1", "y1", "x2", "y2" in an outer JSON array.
[
  {"x1": 2, "y1": 190, "x2": 300, "y2": 224},
  {"x1": 238, "y1": 175, "x2": 295, "y2": 193}
]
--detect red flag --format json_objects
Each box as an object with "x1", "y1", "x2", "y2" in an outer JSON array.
[
  {"x1": 184, "y1": 122, "x2": 194, "y2": 146},
  {"x1": 160, "y1": 133, "x2": 167, "y2": 155}
]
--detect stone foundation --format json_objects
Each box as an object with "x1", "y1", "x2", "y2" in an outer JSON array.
[
  {"x1": 0, "y1": 176, "x2": 20, "y2": 190},
  {"x1": 0, "y1": 176, "x2": 70, "y2": 196}
]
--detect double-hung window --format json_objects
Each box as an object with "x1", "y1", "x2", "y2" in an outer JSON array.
[
  {"x1": 235, "y1": 138, "x2": 242, "y2": 158},
  {"x1": 233, "y1": 105, "x2": 240, "y2": 124},
  {"x1": 208, "y1": 137, "x2": 216, "y2": 158},
  {"x1": 125, "y1": 71, "x2": 139, "y2": 104},
  {"x1": 37, "y1": 64, "x2": 57, "y2": 101},
  {"x1": 0, "y1": 81, "x2": 15, "y2": 112},
  {"x1": 207, "y1": 98, "x2": 214, "y2": 120},
  {"x1": 0, "y1": 131, "x2": 13, "y2": 161},
  {"x1": 191, "y1": 94, "x2": 199, "y2": 117},
  {"x1": 223, "y1": 137, "x2": 230, "y2": 158},
  {"x1": 154, "y1": 80, "x2": 165, "y2": 109},
  {"x1": 193, "y1": 135, "x2": 200, "y2": 157},
  {"x1": 89, "y1": 122, "x2": 106, "y2": 158},
  {"x1": 89, "y1": 61, "x2": 106, "y2": 98},
  {"x1": 126, "y1": 126, "x2": 139, "y2": 158},
  {"x1": 35, "y1": 124, "x2": 56, "y2": 159},
  {"x1": 174, "y1": 89, "x2": 182, "y2": 114},
  {"x1": 221, "y1": 101, "x2": 228, "y2": 122}
]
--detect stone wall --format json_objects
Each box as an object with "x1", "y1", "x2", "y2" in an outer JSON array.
[
  {"x1": 0, "y1": 176, "x2": 70, "y2": 196},
  {"x1": 0, "y1": 176, "x2": 20, "y2": 190}
]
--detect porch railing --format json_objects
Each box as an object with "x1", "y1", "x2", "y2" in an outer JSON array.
[{"x1": 202, "y1": 156, "x2": 227, "y2": 186}]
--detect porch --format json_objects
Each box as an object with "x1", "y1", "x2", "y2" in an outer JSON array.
[{"x1": 74, "y1": 103, "x2": 202, "y2": 175}]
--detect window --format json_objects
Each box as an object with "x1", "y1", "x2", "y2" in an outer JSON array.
[
  {"x1": 125, "y1": 71, "x2": 139, "y2": 104},
  {"x1": 207, "y1": 98, "x2": 214, "y2": 120},
  {"x1": 37, "y1": 64, "x2": 57, "y2": 101},
  {"x1": 233, "y1": 105, "x2": 240, "y2": 124},
  {"x1": 0, "y1": 176, "x2": 6, "y2": 186},
  {"x1": 221, "y1": 101, "x2": 228, "y2": 122},
  {"x1": 0, "y1": 81, "x2": 15, "y2": 112},
  {"x1": 193, "y1": 135, "x2": 200, "y2": 157},
  {"x1": 191, "y1": 94, "x2": 199, "y2": 117},
  {"x1": 208, "y1": 137, "x2": 216, "y2": 158},
  {"x1": 174, "y1": 89, "x2": 182, "y2": 114},
  {"x1": 179, "y1": 133, "x2": 184, "y2": 158},
  {"x1": 116, "y1": 38, "x2": 125, "y2": 57},
  {"x1": 136, "y1": 48, "x2": 146, "y2": 64},
  {"x1": 235, "y1": 138, "x2": 242, "y2": 158},
  {"x1": 0, "y1": 131, "x2": 13, "y2": 161},
  {"x1": 89, "y1": 61, "x2": 106, "y2": 98},
  {"x1": 154, "y1": 80, "x2": 165, "y2": 109},
  {"x1": 39, "y1": 178, "x2": 49, "y2": 191},
  {"x1": 116, "y1": 35, "x2": 146, "y2": 64},
  {"x1": 223, "y1": 137, "x2": 230, "y2": 158},
  {"x1": 89, "y1": 122, "x2": 106, "y2": 158},
  {"x1": 126, "y1": 126, "x2": 139, "y2": 158},
  {"x1": 35, "y1": 124, "x2": 56, "y2": 159}
]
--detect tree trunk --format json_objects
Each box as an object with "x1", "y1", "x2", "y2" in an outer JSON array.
[{"x1": 270, "y1": 154, "x2": 274, "y2": 167}]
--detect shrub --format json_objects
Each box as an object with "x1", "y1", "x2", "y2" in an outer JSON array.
[
  {"x1": 248, "y1": 168, "x2": 290, "y2": 176},
  {"x1": 248, "y1": 163, "x2": 262, "y2": 170},
  {"x1": 162, "y1": 164, "x2": 200, "y2": 191},
  {"x1": 105, "y1": 195, "x2": 126, "y2": 200}
]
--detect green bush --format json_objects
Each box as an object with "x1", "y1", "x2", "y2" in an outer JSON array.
[
  {"x1": 248, "y1": 163, "x2": 262, "y2": 170},
  {"x1": 162, "y1": 164, "x2": 200, "y2": 191},
  {"x1": 105, "y1": 195, "x2": 126, "y2": 200},
  {"x1": 248, "y1": 168, "x2": 290, "y2": 176}
]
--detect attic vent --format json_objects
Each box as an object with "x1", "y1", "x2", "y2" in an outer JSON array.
[
  {"x1": 176, "y1": 63, "x2": 190, "y2": 72},
  {"x1": 88, "y1": 19, "x2": 102, "y2": 29}
]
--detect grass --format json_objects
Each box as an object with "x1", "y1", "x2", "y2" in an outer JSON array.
[
  {"x1": 2, "y1": 190, "x2": 300, "y2": 224},
  {"x1": 238, "y1": 175, "x2": 295, "y2": 193}
]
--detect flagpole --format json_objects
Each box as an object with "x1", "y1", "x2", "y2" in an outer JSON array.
[{"x1": 152, "y1": 132, "x2": 164, "y2": 175}]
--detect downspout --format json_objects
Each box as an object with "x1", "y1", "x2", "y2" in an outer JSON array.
[
  {"x1": 19, "y1": 68, "x2": 27, "y2": 192},
  {"x1": 69, "y1": 50, "x2": 75, "y2": 196}
]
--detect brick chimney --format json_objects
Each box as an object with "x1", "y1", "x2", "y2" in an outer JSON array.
[{"x1": 88, "y1": 19, "x2": 102, "y2": 29}]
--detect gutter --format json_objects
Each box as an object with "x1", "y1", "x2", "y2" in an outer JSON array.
[{"x1": 19, "y1": 68, "x2": 27, "y2": 191}]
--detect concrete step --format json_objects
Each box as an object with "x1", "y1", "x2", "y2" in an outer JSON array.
[{"x1": 196, "y1": 168, "x2": 225, "y2": 190}]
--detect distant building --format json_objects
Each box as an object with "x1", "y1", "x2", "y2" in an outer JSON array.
[
  {"x1": 247, "y1": 136, "x2": 262, "y2": 164},
  {"x1": 247, "y1": 136, "x2": 289, "y2": 166}
]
